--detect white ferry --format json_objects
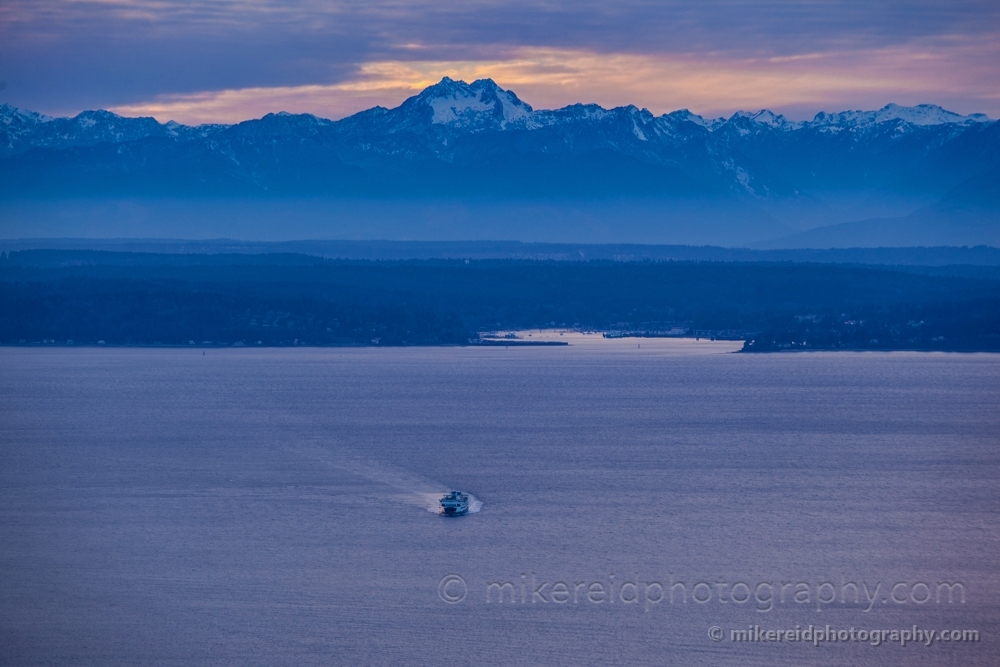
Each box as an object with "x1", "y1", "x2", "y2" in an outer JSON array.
[{"x1": 439, "y1": 491, "x2": 470, "y2": 516}]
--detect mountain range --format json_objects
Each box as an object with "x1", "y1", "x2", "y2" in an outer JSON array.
[{"x1": 2, "y1": 77, "x2": 998, "y2": 247}]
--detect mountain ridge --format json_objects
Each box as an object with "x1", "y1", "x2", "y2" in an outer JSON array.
[
  {"x1": 2, "y1": 77, "x2": 993, "y2": 157},
  {"x1": 1, "y1": 78, "x2": 998, "y2": 247}
]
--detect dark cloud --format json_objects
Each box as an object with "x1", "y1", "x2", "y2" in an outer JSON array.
[{"x1": 2, "y1": 1, "x2": 998, "y2": 113}]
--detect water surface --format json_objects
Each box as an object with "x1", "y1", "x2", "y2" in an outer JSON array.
[{"x1": 2, "y1": 339, "x2": 998, "y2": 666}]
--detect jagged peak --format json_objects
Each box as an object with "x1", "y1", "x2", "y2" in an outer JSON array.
[
  {"x1": 0, "y1": 103, "x2": 54, "y2": 124},
  {"x1": 664, "y1": 109, "x2": 726, "y2": 130},
  {"x1": 418, "y1": 76, "x2": 504, "y2": 95},
  {"x1": 551, "y1": 102, "x2": 608, "y2": 114},
  {"x1": 404, "y1": 76, "x2": 534, "y2": 128},
  {"x1": 730, "y1": 109, "x2": 801, "y2": 129},
  {"x1": 666, "y1": 108, "x2": 699, "y2": 122},
  {"x1": 75, "y1": 109, "x2": 124, "y2": 119},
  {"x1": 620, "y1": 104, "x2": 655, "y2": 120}
]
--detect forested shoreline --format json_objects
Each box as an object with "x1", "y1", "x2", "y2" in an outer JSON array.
[{"x1": 3, "y1": 251, "x2": 999, "y2": 352}]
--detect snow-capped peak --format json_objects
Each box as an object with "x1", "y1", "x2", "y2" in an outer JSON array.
[
  {"x1": 74, "y1": 109, "x2": 127, "y2": 128},
  {"x1": 811, "y1": 104, "x2": 991, "y2": 129},
  {"x1": 0, "y1": 103, "x2": 54, "y2": 126},
  {"x1": 410, "y1": 77, "x2": 534, "y2": 129},
  {"x1": 666, "y1": 109, "x2": 726, "y2": 130},
  {"x1": 731, "y1": 109, "x2": 802, "y2": 130}
]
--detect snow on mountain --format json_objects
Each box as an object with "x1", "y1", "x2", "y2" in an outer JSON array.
[
  {"x1": 0, "y1": 104, "x2": 175, "y2": 156},
  {"x1": 1, "y1": 104, "x2": 56, "y2": 152},
  {"x1": 1, "y1": 80, "x2": 996, "y2": 206},
  {"x1": 658, "y1": 102, "x2": 991, "y2": 136},
  {"x1": 811, "y1": 103, "x2": 991, "y2": 129},
  {"x1": 4, "y1": 80, "x2": 992, "y2": 150},
  {"x1": 410, "y1": 77, "x2": 535, "y2": 130},
  {"x1": 533, "y1": 103, "x2": 613, "y2": 127},
  {"x1": 731, "y1": 109, "x2": 803, "y2": 130},
  {"x1": 665, "y1": 109, "x2": 727, "y2": 130},
  {"x1": 1, "y1": 103, "x2": 54, "y2": 126}
]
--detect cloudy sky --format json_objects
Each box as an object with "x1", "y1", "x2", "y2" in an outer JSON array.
[{"x1": 2, "y1": 1, "x2": 998, "y2": 123}]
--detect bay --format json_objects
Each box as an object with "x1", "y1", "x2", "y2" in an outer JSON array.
[{"x1": 2, "y1": 338, "x2": 998, "y2": 666}]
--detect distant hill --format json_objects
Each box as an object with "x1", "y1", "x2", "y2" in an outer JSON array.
[{"x1": 2, "y1": 78, "x2": 998, "y2": 247}]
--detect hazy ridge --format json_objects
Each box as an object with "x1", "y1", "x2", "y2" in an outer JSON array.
[{"x1": 2, "y1": 78, "x2": 998, "y2": 247}]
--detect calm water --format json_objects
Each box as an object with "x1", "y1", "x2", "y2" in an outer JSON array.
[{"x1": 2, "y1": 338, "x2": 999, "y2": 666}]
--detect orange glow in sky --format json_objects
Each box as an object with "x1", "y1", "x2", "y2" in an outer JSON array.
[{"x1": 110, "y1": 41, "x2": 1000, "y2": 124}]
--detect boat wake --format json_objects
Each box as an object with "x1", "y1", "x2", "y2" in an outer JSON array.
[
  {"x1": 295, "y1": 445, "x2": 482, "y2": 515},
  {"x1": 407, "y1": 491, "x2": 483, "y2": 515}
]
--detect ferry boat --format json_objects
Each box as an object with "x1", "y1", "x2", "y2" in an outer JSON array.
[{"x1": 439, "y1": 491, "x2": 470, "y2": 516}]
